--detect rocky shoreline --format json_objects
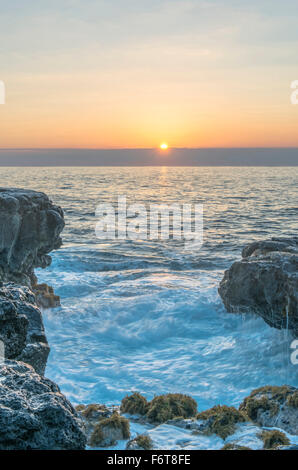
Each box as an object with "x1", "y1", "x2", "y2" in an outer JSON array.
[{"x1": 0, "y1": 188, "x2": 297, "y2": 450}]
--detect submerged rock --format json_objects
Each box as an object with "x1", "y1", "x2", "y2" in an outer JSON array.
[
  {"x1": 218, "y1": 237, "x2": 298, "y2": 334},
  {"x1": 0, "y1": 283, "x2": 49, "y2": 375},
  {"x1": 0, "y1": 188, "x2": 64, "y2": 306},
  {"x1": 240, "y1": 385, "x2": 298, "y2": 435},
  {"x1": 0, "y1": 360, "x2": 86, "y2": 450}
]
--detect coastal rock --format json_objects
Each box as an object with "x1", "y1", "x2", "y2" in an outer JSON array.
[
  {"x1": 240, "y1": 385, "x2": 298, "y2": 435},
  {"x1": 0, "y1": 360, "x2": 87, "y2": 450},
  {"x1": 76, "y1": 405, "x2": 131, "y2": 447},
  {"x1": 196, "y1": 405, "x2": 248, "y2": 439},
  {"x1": 218, "y1": 237, "x2": 298, "y2": 334},
  {"x1": 75, "y1": 403, "x2": 113, "y2": 436},
  {"x1": 0, "y1": 283, "x2": 49, "y2": 375},
  {"x1": 259, "y1": 429, "x2": 290, "y2": 449},
  {"x1": 89, "y1": 413, "x2": 130, "y2": 447},
  {"x1": 126, "y1": 434, "x2": 154, "y2": 450},
  {"x1": 121, "y1": 392, "x2": 198, "y2": 424},
  {"x1": 0, "y1": 188, "x2": 64, "y2": 306}
]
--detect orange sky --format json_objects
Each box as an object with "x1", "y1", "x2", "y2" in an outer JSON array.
[{"x1": 0, "y1": 1, "x2": 298, "y2": 149}]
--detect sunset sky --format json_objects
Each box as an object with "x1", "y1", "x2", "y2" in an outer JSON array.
[{"x1": 1, "y1": 0, "x2": 298, "y2": 149}]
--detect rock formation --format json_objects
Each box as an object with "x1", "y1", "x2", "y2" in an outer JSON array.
[
  {"x1": 0, "y1": 360, "x2": 86, "y2": 450},
  {"x1": 0, "y1": 189, "x2": 88, "y2": 450},
  {"x1": 0, "y1": 188, "x2": 64, "y2": 306},
  {"x1": 218, "y1": 237, "x2": 298, "y2": 334},
  {"x1": 0, "y1": 283, "x2": 49, "y2": 375},
  {"x1": 240, "y1": 385, "x2": 298, "y2": 435}
]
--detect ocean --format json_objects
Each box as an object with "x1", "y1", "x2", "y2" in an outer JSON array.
[{"x1": 2, "y1": 166, "x2": 297, "y2": 410}]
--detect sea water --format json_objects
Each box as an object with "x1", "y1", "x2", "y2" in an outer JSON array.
[{"x1": 1, "y1": 166, "x2": 297, "y2": 410}]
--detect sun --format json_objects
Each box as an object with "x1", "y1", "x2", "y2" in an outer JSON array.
[{"x1": 160, "y1": 143, "x2": 168, "y2": 150}]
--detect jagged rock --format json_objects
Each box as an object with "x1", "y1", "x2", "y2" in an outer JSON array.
[
  {"x1": 218, "y1": 237, "x2": 298, "y2": 334},
  {"x1": 0, "y1": 283, "x2": 49, "y2": 375},
  {"x1": 0, "y1": 360, "x2": 87, "y2": 450},
  {"x1": 240, "y1": 385, "x2": 298, "y2": 435},
  {"x1": 0, "y1": 188, "x2": 64, "y2": 306}
]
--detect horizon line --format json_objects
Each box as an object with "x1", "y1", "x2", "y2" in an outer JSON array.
[{"x1": 1, "y1": 146, "x2": 298, "y2": 151}]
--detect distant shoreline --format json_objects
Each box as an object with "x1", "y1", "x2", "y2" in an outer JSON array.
[{"x1": 0, "y1": 148, "x2": 297, "y2": 166}]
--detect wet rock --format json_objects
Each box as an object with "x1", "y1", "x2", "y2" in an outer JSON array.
[
  {"x1": 218, "y1": 237, "x2": 298, "y2": 334},
  {"x1": 167, "y1": 417, "x2": 209, "y2": 433},
  {"x1": 259, "y1": 429, "x2": 290, "y2": 449},
  {"x1": 89, "y1": 412, "x2": 130, "y2": 447},
  {"x1": 126, "y1": 434, "x2": 153, "y2": 450},
  {"x1": 0, "y1": 283, "x2": 49, "y2": 375},
  {"x1": 221, "y1": 443, "x2": 252, "y2": 450},
  {"x1": 196, "y1": 405, "x2": 248, "y2": 439},
  {"x1": 240, "y1": 385, "x2": 298, "y2": 435},
  {"x1": 76, "y1": 403, "x2": 113, "y2": 436},
  {"x1": 0, "y1": 360, "x2": 87, "y2": 450},
  {"x1": 0, "y1": 188, "x2": 64, "y2": 306}
]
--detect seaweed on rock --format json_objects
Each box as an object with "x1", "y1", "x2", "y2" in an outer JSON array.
[
  {"x1": 197, "y1": 405, "x2": 248, "y2": 439},
  {"x1": 260, "y1": 430, "x2": 290, "y2": 449},
  {"x1": 126, "y1": 434, "x2": 154, "y2": 450},
  {"x1": 120, "y1": 392, "x2": 149, "y2": 416},
  {"x1": 146, "y1": 393, "x2": 198, "y2": 424},
  {"x1": 89, "y1": 412, "x2": 130, "y2": 447}
]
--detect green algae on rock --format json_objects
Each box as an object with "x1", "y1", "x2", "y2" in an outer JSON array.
[
  {"x1": 89, "y1": 412, "x2": 130, "y2": 447},
  {"x1": 240, "y1": 385, "x2": 298, "y2": 435},
  {"x1": 260, "y1": 430, "x2": 290, "y2": 449},
  {"x1": 126, "y1": 434, "x2": 154, "y2": 450},
  {"x1": 120, "y1": 392, "x2": 197, "y2": 424},
  {"x1": 221, "y1": 443, "x2": 252, "y2": 450},
  {"x1": 197, "y1": 405, "x2": 248, "y2": 439},
  {"x1": 120, "y1": 392, "x2": 149, "y2": 416},
  {"x1": 146, "y1": 393, "x2": 198, "y2": 424}
]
